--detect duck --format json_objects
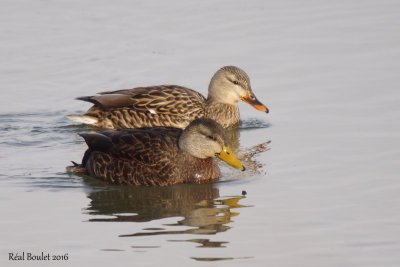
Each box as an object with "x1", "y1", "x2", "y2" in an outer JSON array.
[
  {"x1": 68, "y1": 118, "x2": 245, "y2": 186},
  {"x1": 67, "y1": 66, "x2": 269, "y2": 129}
]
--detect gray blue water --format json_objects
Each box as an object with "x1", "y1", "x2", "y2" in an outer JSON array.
[{"x1": 1, "y1": 0, "x2": 400, "y2": 266}]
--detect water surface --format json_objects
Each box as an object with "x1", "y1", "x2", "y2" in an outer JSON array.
[{"x1": 1, "y1": 0, "x2": 400, "y2": 266}]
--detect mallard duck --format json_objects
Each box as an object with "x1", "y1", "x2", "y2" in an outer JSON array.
[
  {"x1": 67, "y1": 66, "x2": 268, "y2": 129},
  {"x1": 68, "y1": 118, "x2": 245, "y2": 186}
]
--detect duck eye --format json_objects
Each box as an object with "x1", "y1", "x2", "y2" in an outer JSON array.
[
  {"x1": 207, "y1": 135, "x2": 215, "y2": 141},
  {"x1": 232, "y1": 80, "x2": 239, "y2": 85}
]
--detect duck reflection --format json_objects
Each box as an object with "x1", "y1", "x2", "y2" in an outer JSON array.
[
  {"x1": 170, "y1": 239, "x2": 228, "y2": 248},
  {"x1": 85, "y1": 183, "x2": 247, "y2": 238},
  {"x1": 80, "y1": 121, "x2": 270, "y2": 243}
]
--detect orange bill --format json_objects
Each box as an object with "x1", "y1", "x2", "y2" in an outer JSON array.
[{"x1": 240, "y1": 94, "x2": 269, "y2": 113}]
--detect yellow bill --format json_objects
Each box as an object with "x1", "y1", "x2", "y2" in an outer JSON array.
[{"x1": 216, "y1": 146, "x2": 245, "y2": 171}]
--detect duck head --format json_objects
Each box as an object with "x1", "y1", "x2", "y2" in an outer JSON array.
[
  {"x1": 208, "y1": 66, "x2": 269, "y2": 113},
  {"x1": 179, "y1": 118, "x2": 245, "y2": 171}
]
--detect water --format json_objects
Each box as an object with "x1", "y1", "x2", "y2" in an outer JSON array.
[{"x1": 1, "y1": 0, "x2": 400, "y2": 266}]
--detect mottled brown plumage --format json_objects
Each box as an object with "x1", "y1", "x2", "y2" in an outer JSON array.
[
  {"x1": 67, "y1": 66, "x2": 269, "y2": 129},
  {"x1": 69, "y1": 119, "x2": 244, "y2": 186}
]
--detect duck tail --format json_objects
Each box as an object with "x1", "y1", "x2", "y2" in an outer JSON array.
[
  {"x1": 66, "y1": 114, "x2": 98, "y2": 125},
  {"x1": 79, "y1": 132, "x2": 113, "y2": 152},
  {"x1": 71, "y1": 161, "x2": 80, "y2": 166},
  {"x1": 66, "y1": 161, "x2": 86, "y2": 174},
  {"x1": 76, "y1": 96, "x2": 99, "y2": 105}
]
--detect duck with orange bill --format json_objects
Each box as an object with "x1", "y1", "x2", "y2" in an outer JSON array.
[{"x1": 67, "y1": 66, "x2": 269, "y2": 129}]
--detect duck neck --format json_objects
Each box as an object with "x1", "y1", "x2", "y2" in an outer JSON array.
[
  {"x1": 203, "y1": 101, "x2": 240, "y2": 128},
  {"x1": 178, "y1": 152, "x2": 221, "y2": 183}
]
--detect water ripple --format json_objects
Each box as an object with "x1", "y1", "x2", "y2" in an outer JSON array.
[{"x1": 239, "y1": 118, "x2": 271, "y2": 129}]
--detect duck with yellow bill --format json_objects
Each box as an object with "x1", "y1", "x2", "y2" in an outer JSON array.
[{"x1": 68, "y1": 119, "x2": 245, "y2": 186}]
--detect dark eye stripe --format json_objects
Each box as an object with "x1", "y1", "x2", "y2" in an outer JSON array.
[
  {"x1": 227, "y1": 77, "x2": 239, "y2": 85},
  {"x1": 207, "y1": 135, "x2": 216, "y2": 141}
]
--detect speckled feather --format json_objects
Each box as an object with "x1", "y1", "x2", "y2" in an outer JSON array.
[
  {"x1": 83, "y1": 85, "x2": 206, "y2": 129},
  {"x1": 70, "y1": 66, "x2": 266, "y2": 129},
  {"x1": 204, "y1": 101, "x2": 240, "y2": 128},
  {"x1": 80, "y1": 127, "x2": 220, "y2": 186}
]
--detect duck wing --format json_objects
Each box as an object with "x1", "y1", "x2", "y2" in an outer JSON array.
[
  {"x1": 79, "y1": 127, "x2": 183, "y2": 185},
  {"x1": 78, "y1": 85, "x2": 206, "y2": 116},
  {"x1": 81, "y1": 127, "x2": 182, "y2": 165}
]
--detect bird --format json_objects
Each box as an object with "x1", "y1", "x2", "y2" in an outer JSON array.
[
  {"x1": 67, "y1": 66, "x2": 269, "y2": 129},
  {"x1": 68, "y1": 118, "x2": 245, "y2": 186}
]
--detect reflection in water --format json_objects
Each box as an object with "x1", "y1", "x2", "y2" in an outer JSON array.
[
  {"x1": 170, "y1": 239, "x2": 228, "y2": 248},
  {"x1": 81, "y1": 126, "x2": 269, "y2": 242},
  {"x1": 85, "y1": 183, "x2": 247, "y2": 239},
  {"x1": 239, "y1": 118, "x2": 271, "y2": 130},
  {"x1": 80, "y1": 118, "x2": 269, "y2": 261},
  {"x1": 84, "y1": 183, "x2": 250, "y2": 260},
  {"x1": 191, "y1": 257, "x2": 234, "y2": 261},
  {"x1": 191, "y1": 256, "x2": 253, "y2": 261}
]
